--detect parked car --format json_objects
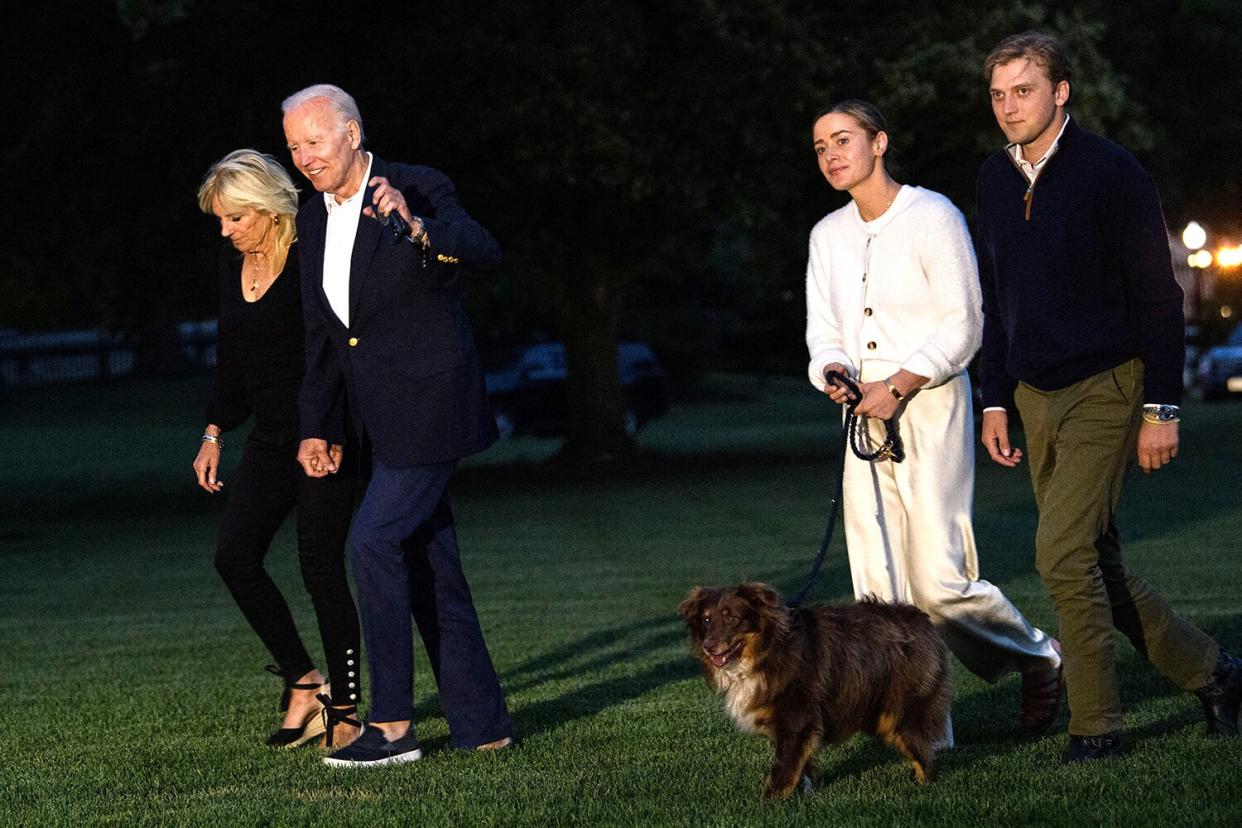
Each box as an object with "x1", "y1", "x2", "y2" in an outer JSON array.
[
  {"x1": 484, "y1": 341, "x2": 668, "y2": 438},
  {"x1": 1195, "y1": 324, "x2": 1242, "y2": 401}
]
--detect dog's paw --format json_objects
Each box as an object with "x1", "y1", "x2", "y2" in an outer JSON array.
[
  {"x1": 761, "y1": 776, "x2": 797, "y2": 801},
  {"x1": 800, "y1": 774, "x2": 813, "y2": 796}
]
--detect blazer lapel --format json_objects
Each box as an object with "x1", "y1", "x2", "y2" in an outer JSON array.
[
  {"x1": 348, "y1": 156, "x2": 387, "y2": 325},
  {"x1": 299, "y1": 198, "x2": 333, "y2": 313}
]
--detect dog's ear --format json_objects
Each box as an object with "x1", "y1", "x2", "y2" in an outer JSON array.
[
  {"x1": 678, "y1": 586, "x2": 711, "y2": 626},
  {"x1": 735, "y1": 581, "x2": 782, "y2": 612},
  {"x1": 735, "y1": 581, "x2": 789, "y2": 634}
]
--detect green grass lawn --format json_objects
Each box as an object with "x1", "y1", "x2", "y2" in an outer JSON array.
[{"x1": 1, "y1": 374, "x2": 1240, "y2": 826}]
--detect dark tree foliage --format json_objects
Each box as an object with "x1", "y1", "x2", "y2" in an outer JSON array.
[{"x1": 3, "y1": 0, "x2": 1238, "y2": 461}]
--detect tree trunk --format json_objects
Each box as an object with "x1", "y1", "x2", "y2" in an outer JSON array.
[{"x1": 554, "y1": 265, "x2": 633, "y2": 465}]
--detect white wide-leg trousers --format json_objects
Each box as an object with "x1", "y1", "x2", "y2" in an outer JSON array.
[{"x1": 843, "y1": 367, "x2": 1059, "y2": 683}]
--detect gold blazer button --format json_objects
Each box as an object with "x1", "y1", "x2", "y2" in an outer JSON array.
[{"x1": 348, "y1": 337, "x2": 359, "y2": 347}]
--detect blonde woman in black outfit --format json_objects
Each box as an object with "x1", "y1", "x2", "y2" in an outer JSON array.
[{"x1": 194, "y1": 149, "x2": 361, "y2": 750}]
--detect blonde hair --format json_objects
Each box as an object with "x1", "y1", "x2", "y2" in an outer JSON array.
[{"x1": 197, "y1": 149, "x2": 299, "y2": 263}]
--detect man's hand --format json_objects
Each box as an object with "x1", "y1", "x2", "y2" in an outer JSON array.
[
  {"x1": 298, "y1": 438, "x2": 337, "y2": 478},
  {"x1": 981, "y1": 408, "x2": 1023, "y2": 467},
  {"x1": 1137, "y1": 420, "x2": 1178, "y2": 474},
  {"x1": 362, "y1": 176, "x2": 414, "y2": 228}
]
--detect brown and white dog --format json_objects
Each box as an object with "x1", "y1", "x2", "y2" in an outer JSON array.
[{"x1": 679, "y1": 582, "x2": 951, "y2": 799}]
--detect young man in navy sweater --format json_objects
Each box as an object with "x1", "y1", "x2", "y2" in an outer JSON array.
[{"x1": 974, "y1": 31, "x2": 1241, "y2": 762}]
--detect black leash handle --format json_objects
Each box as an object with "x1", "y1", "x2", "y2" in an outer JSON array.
[
  {"x1": 787, "y1": 370, "x2": 905, "y2": 609},
  {"x1": 827, "y1": 371, "x2": 905, "y2": 463}
]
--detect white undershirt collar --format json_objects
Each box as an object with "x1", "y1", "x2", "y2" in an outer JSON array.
[{"x1": 1007, "y1": 114, "x2": 1071, "y2": 183}]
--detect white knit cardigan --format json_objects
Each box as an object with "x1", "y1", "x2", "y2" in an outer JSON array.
[{"x1": 805, "y1": 185, "x2": 982, "y2": 391}]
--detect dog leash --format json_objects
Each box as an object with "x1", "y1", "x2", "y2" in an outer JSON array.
[
  {"x1": 834, "y1": 372, "x2": 905, "y2": 464},
  {"x1": 787, "y1": 370, "x2": 904, "y2": 609}
]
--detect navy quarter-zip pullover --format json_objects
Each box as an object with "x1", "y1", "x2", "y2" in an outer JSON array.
[{"x1": 974, "y1": 117, "x2": 1184, "y2": 409}]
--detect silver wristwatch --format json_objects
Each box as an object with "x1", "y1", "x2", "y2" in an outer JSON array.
[{"x1": 1142, "y1": 404, "x2": 1180, "y2": 424}]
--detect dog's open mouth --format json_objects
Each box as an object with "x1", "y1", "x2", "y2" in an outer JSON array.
[{"x1": 707, "y1": 640, "x2": 744, "y2": 668}]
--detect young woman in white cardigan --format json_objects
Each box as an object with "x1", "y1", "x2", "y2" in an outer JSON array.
[{"x1": 805, "y1": 100, "x2": 1062, "y2": 742}]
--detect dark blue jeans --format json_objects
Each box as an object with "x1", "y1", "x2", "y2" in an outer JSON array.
[{"x1": 351, "y1": 459, "x2": 511, "y2": 747}]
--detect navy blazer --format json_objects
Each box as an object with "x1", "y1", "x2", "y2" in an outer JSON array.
[{"x1": 296, "y1": 155, "x2": 501, "y2": 467}]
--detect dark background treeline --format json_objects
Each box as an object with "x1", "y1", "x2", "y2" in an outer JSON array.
[{"x1": 3, "y1": 0, "x2": 1239, "y2": 457}]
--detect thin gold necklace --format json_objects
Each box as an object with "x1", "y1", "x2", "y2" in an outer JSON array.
[
  {"x1": 870, "y1": 186, "x2": 900, "y2": 220},
  {"x1": 245, "y1": 252, "x2": 272, "y2": 295}
]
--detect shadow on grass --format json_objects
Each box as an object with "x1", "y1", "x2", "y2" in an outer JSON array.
[
  {"x1": 506, "y1": 655, "x2": 697, "y2": 744},
  {"x1": 411, "y1": 612, "x2": 698, "y2": 751},
  {"x1": 499, "y1": 617, "x2": 688, "y2": 694}
]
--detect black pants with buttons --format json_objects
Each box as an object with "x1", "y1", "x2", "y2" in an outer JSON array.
[{"x1": 214, "y1": 431, "x2": 360, "y2": 703}]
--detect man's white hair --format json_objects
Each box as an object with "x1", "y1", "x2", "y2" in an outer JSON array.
[{"x1": 281, "y1": 84, "x2": 365, "y2": 143}]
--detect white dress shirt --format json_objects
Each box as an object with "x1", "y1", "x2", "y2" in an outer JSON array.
[{"x1": 321, "y1": 153, "x2": 374, "y2": 327}]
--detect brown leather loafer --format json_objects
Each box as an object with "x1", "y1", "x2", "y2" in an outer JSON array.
[
  {"x1": 475, "y1": 736, "x2": 514, "y2": 751},
  {"x1": 1021, "y1": 639, "x2": 1063, "y2": 733},
  {"x1": 1195, "y1": 649, "x2": 1242, "y2": 737}
]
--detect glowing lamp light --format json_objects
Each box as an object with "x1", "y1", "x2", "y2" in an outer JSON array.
[
  {"x1": 1189, "y1": 249, "x2": 1214, "y2": 269},
  {"x1": 1215, "y1": 246, "x2": 1242, "y2": 268},
  {"x1": 1183, "y1": 221, "x2": 1207, "y2": 251}
]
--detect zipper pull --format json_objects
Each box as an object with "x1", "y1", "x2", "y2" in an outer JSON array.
[{"x1": 1024, "y1": 187, "x2": 1033, "y2": 221}]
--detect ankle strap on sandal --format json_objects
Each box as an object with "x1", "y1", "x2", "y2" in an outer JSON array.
[
  {"x1": 266, "y1": 665, "x2": 325, "y2": 711},
  {"x1": 317, "y1": 692, "x2": 362, "y2": 747}
]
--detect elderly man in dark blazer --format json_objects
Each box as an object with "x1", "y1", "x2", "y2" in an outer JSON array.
[{"x1": 281, "y1": 83, "x2": 512, "y2": 767}]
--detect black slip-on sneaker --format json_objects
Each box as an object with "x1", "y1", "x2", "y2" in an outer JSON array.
[{"x1": 322, "y1": 725, "x2": 423, "y2": 768}]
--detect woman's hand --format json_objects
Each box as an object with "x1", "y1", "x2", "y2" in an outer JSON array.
[
  {"x1": 853, "y1": 369, "x2": 925, "y2": 419},
  {"x1": 193, "y1": 436, "x2": 223, "y2": 493},
  {"x1": 821, "y1": 363, "x2": 854, "y2": 406},
  {"x1": 853, "y1": 381, "x2": 900, "y2": 419}
]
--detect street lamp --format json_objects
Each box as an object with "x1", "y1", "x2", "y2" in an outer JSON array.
[
  {"x1": 1183, "y1": 221, "x2": 1207, "y2": 251},
  {"x1": 1190, "y1": 249, "x2": 1214, "y2": 269},
  {"x1": 1216, "y1": 245, "x2": 1242, "y2": 268}
]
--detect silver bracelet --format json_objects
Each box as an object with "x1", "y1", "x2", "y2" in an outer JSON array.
[
  {"x1": 201, "y1": 433, "x2": 222, "y2": 448},
  {"x1": 408, "y1": 217, "x2": 429, "y2": 247}
]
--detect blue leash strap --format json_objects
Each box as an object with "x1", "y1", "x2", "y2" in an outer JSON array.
[{"x1": 786, "y1": 418, "x2": 849, "y2": 609}]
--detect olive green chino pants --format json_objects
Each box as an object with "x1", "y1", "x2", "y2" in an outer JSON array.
[{"x1": 1014, "y1": 358, "x2": 1217, "y2": 736}]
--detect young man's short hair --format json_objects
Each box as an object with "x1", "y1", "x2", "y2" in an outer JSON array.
[{"x1": 983, "y1": 30, "x2": 1073, "y2": 91}]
